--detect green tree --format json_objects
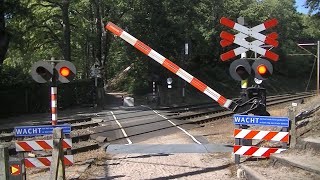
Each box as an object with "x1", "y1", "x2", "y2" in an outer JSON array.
[{"x1": 306, "y1": 0, "x2": 320, "y2": 15}]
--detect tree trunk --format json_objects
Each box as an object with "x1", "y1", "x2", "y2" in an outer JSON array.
[
  {"x1": 0, "y1": 0, "x2": 10, "y2": 67},
  {"x1": 61, "y1": 0, "x2": 71, "y2": 61}
]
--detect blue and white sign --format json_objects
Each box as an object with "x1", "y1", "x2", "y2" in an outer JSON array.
[
  {"x1": 14, "y1": 124, "x2": 71, "y2": 137},
  {"x1": 233, "y1": 115, "x2": 289, "y2": 127}
]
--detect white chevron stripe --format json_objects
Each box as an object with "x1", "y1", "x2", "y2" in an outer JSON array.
[
  {"x1": 271, "y1": 132, "x2": 288, "y2": 141},
  {"x1": 223, "y1": 99, "x2": 233, "y2": 108},
  {"x1": 203, "y1": 87, "x2": 220, "y2": 101},
  {"x1": 26, "y1": 158, "x2": 44, "y2": 167},
  {"x1": 15, "y1": 144, "x2": 24, "y2": 151},
  {"x1": 234, "y1": 129, "x2": 250, "y2": 138},
  {"x1": 148, "y1": 50, "x2": 166, "y2": 64},
  {"x1": 64, "y1": 139, "x2": 72, "y2": 147},
  {"x1": 234, "y1": 146, "x2": 251, "y2": 155},
  {"x1": 252, "y1": 147, "x2": 268, "y2": 156},
  {"x1": 120, "y1": 31, "x2": 137, "y2": 46},
  {"x1": 66, "y1": 155, "x2": 74, "y2": 163},
  {"x1": 27, "y1": 141, "x2": 42, "y2": 150},
  {"x1": 253, "y1": 131, "x2": 269, "y2": 140},
  {"x1": 176, "y1": 69, "x2": 193, "y2": 83}
]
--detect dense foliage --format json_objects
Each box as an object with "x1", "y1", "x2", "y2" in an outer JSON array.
[{"x1": 1, "y1": 0, "x2": 320, "y2": 94}]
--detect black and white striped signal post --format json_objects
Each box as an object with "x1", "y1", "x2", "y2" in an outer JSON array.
[{"x1": 31, "y1": 58, "x2": 76, "y2": 125}]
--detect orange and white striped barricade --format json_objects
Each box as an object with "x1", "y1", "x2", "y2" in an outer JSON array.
[
  {"x1": 14, "y1": 125, "x2": 73, "y2": 170},
  {"x1": 233, "y1": 114, "x2": 289, "y2": 164},
  {"x1": 24, "y1": 155, "x2": 74, "y2": 168},
  {"x1": 14, "y1": 139, "x2": 73, "y2": 168},
  {"x1": 15, "y1": 139, "x2": 72, "y2": 152}
]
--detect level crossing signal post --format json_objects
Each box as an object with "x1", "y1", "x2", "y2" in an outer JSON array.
[
  {"x1": 220, "y1": 16, "x2": 278, "y2": 116},
  {"x1": 31, "y1": 58, "x2": 76, "y2": 125},
  {"x1": 30, "y1": 58, "x2": 76, "y2": 179},
  {"x1": 220, "y1": 16, "x2": 279, "y2": 164}
]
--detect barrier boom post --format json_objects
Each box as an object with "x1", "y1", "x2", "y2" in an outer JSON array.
[{"x1": 105, "y1": 22, "x2": 236, "y2": 110}]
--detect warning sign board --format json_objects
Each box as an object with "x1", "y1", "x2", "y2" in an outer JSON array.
[
  {"x1": 10, "y1": 164, "x2": 20, "y2": 175},
  {"x1": 219, "y1": 17, "x2": 279, "y2": 61}
]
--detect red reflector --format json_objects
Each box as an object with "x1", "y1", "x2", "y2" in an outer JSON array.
[
  {"x1": 257, "y1": 65, "x2": 267, "y2": 75},
  {"x1": 60, "y1": 67, "x2": 70, "y2": 77}
]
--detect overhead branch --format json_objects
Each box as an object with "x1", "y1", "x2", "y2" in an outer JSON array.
[
  {"x1": 29, "y1": 3, "x2": 59, "y2": 9},
  {"x1": 38, "y1": 25, "x2": 62, "y2": 46},
  {"x1": 42, "y1": 0, "x2": 62, "y2": 8}
]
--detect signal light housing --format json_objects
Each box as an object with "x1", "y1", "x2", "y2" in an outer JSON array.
[
  {"x1": 31, "y1": 61, "x2": 53, "y2": 83},
  {"x1": 31, "y1": 60, "x2": 77, "y2": 83},
  {"x1": 252, "y1": 58, "x2": 273, "y2": 80},
  {"x1": 55, "y1": 61, "x2": 76, "y2": 83},
  {"x1": 229, "y1": 59, "x2": 251, "y2": 81}
]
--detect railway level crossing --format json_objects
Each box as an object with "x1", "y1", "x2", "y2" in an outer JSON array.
[
  {"x1": 105, "y1": 17, "x2": 291, "y2": 160},
  {"x1": 0, "y1": 17, "x2": 293, "y2": 180}
]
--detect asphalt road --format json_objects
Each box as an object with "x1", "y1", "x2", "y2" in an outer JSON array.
[{"x1": 91, "y1": 105, "x2": 201, "y2": 145}]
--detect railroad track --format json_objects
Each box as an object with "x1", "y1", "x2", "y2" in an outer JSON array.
[
  {"x1": 161, "y1": 91, "x2": 312, "y2": 114},
  {"x1": 0, "y1": 92, "x2": 315, "y2": 156},
  {"x1": 75, "y1": 92, "x2": 315, "y2": 145}
]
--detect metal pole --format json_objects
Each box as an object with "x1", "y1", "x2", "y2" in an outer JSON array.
[
  {"x1": 0, "y1": 145, "x2": 9, "y2": 180},
  {"x1": 152, "y1": 81, "x2": 155, "y2": 96},
  {"x1": 50, "y1": 128, "x2": 66, "y2": 180},
  {"x1": 51, "y1": 59, "x2": 58, "y2": 125},
  {"x1": 182, "y1": 43, "x2": 188, "y2": 102},
  {"x1": 289, "y1": 107, "x2": 297, "y2": 148},
  {"x1": 235, "y1": 17, "x2": 247, "y2": 165},
  {"x1": 317, "y1": 41, "x2": 320, "y2": 95}
]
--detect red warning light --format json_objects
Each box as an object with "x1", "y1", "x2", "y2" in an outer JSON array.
[
  {"x1": 60, "y1": 67, "x2": 70, "y2": 77},
  {"x1": 257, "y1": 65, "x2": 267, "y2": 75}
]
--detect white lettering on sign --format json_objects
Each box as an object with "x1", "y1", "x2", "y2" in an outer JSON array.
[
  {"x1": 16, "y1": 128, "x2": 42, "y2": 135},
  {"x1": 16, "y1": 129, "x2": 23, "y2": 135},
  {"x1": 234, "y1": 117, "x2": 259, "y2": 124}
]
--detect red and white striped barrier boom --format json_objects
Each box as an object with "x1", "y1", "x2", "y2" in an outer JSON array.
[
  {"x1": 15, "y1": 139, "x2": 72, "y2": 151},
  {"x1": 233, "y1": 145, "x2": 286, "y2": 157},
  {"x1": 24, "y1": 155, "x2": 74, "y2": 168},
  {"x1": 105, "y1": 22, "x2": 234, "y2": 110},
  {"x1": 234, "y1": 129, "x2": 289, "y2": 142}
]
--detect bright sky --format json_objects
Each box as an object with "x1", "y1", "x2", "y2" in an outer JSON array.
[{"x1": 295, "y1": 0, "x2": 309, "y2": 14}]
